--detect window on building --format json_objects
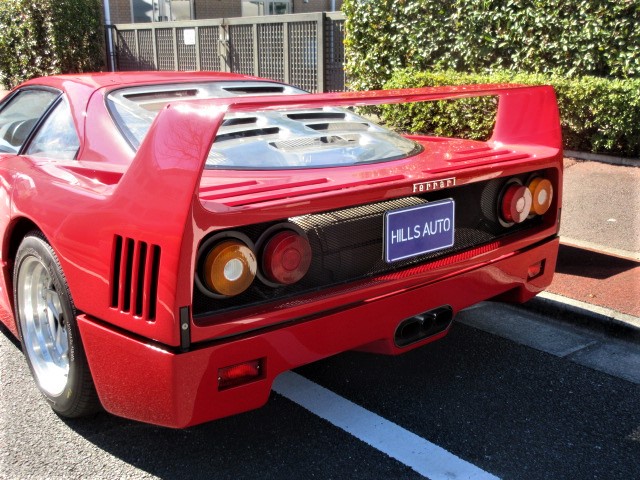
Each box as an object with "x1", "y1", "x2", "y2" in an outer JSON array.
[
  {"x1": 241, "y1": 0, "x2": 291, "y2": 17},
  {"x1": 132, "y1": 0, "x2": 193, "y2": 22}
]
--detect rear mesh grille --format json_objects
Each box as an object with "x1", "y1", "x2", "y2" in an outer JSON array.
[
  {"x1": 193, "y1": 173, "x2": 545, "y2": 319},
  {"x1": 111, "y1": 236, "x2": 161, "y2": 321}
]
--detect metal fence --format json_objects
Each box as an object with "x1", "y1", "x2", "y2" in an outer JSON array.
[{"x1": 111, "y1": 12, "x2": 346, "y2": 93}]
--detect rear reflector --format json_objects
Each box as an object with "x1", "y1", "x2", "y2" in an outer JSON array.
[
  {"x1": 527, "y1": 260, "x2": 545, "y2": 279},
  {"x1": 218, "y1": 359, "x2": 263, "y2": 390}
]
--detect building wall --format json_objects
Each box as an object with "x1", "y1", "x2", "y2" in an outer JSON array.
[
  {"x1": 109, "y1": 0, "x2": 132, "y2": 23},
  {"x1": 194, "y1": 0, "x2": 241, "y2": 20},
  {"x1": 293, "y1": 0, "x2": 342, "y2": 15},
  {"x1": 105, "y1": 0, "x2": 344, "y2": 24}
]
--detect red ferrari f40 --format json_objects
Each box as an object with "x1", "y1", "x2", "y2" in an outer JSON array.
[{"x1": 0, "y1": 72, "x2": 562, "y2": 427}]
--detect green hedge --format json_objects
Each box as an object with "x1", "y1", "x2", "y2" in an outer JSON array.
[
  {"x1": 381, "y1": 70, "x2": 640, "y2": 158},
  {"x1": 0, "y1": 0, "x2": 104, "y2": 89},
  {"x1": 343, "y1": 0, "x2": 640, "y2": 91}
]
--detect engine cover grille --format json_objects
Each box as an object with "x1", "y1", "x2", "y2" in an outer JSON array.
[{"x1": 193, "y1": 174, "x2": 543, "y2": 319}]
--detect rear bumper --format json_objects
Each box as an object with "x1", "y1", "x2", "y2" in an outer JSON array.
[{"x1": 78, "y1": 236, "x2": 559, "y2": 428}]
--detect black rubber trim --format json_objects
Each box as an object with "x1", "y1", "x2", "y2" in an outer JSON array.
[{"x1": 180, "y1": 306, "x2": 190, "y2": 352}]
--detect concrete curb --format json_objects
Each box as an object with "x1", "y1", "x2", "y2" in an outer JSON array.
[
  {"x1": 560, "y1": 236, "x2": 640, "y2": 261},
  {"x1": 564, "y1": 150, "x2": 639, "y2": 168},
  {"x1": 522, "y1": 292, "x2": 640, "y2": 341}
]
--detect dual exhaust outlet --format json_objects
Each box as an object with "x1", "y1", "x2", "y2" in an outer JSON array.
[{"x1": 394, "y1": 305, "x2": 454, "y2": 347}]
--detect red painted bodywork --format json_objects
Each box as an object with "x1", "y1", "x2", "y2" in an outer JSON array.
[{"x1": 0, "y1": 72, "x2": 563, "y2": 428}]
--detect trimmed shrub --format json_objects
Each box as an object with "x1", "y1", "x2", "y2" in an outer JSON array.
[
  {"x1": 0, "y1": 0, "x2": 104, "y2": 89},
  {"x1": 343, "y1": 0, "x2": 640, "y2": 91},
  {"x1": 381, "y1": 69, "x2": 640, "y2": 158}
]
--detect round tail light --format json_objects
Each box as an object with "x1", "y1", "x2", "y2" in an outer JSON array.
[
  {"x1": 203, "y1": 240, "x2": 257, "y2": 297},
  {"x1": 500, "y1": 183, "x2": 532, "y2": 224},
  {"x1": 262, "y1": 230, "x2": 312, "y2": 285},
  {"x1": 527, "y1": 177, "x2": 553, "y2": 215}
]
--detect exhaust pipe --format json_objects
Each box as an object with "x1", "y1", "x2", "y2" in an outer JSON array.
[{"x1": 394, "y1": 305, "x2": 454, "y2": 347}]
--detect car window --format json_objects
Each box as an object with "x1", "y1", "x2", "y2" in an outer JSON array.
[
  {"x1": 26, "y1": 96, "x2": 80, "y2": 159},
  {"x1": 107, "y1": 81, "x2": 420, "y2": 170},
  {"x1": 0, "y1": 89, "x2": 59, "y2": 154},
  {"x1": 107, "y1": 81, "x2": 306, "y2": 149}
]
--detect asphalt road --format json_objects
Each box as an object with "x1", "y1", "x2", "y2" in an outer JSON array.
[{"x1": 2, "y1": 302, "x2": 639, "y2": 479}]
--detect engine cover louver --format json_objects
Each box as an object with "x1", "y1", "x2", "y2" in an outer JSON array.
[{"x1": 111, "y1": 235, "x2": 161, "y2": 321}]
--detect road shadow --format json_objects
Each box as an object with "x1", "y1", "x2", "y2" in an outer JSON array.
[
  {"x1": 0, "y1": 321, "x2": 20, "y2": 350},
  {"x1": 5, "y1": 321, "x2": 640, "y2": 478},
  {"x1": 555, "y1": 244, "x2": 639, "y2": 280},
  {"x1": 1, "y1": 312, "x2": 416, "y2": 478},
  {"x1": 58, "y1": 393, "x2": 417, "y2": 479}
]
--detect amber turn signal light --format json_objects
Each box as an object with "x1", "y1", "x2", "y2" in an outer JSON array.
[
  {"x1": 203, "y1": 240, "x2": 257, "y2": 297},
  {"x1": 527, "y1": 177, "x2": 553, "y2": 215}
]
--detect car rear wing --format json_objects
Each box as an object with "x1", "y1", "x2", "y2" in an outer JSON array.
[
  {"x1": 118, "y1": 83, "x2": 561, "y2": 232},
  {"x1": 105, "y1": 85, "x2": 561, "y2": 344}
]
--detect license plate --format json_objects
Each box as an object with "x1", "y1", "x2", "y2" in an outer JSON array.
[{"x1": 384, "y1": 199, "x2": 455, "y2": 263}]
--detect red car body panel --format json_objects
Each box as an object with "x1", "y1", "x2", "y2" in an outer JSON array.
[
  {"x1": 0, "y1": 72, "x2": 562, "y2": 427},
  {"x1": 78, "y1": 238, "x2": 558, "y2": 428}
]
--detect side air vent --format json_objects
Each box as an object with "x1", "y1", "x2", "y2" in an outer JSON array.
[{"x1": 111, "y1": 235, "x2": 161, "y2": 321}]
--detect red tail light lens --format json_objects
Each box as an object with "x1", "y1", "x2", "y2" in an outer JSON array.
[
  {"x1": 501, "y1": 183, "x2": 532, "y2": 224},
  {"x1": 527, "y1": 177, "x2": 553, "y2": 215},
  {"x1": 218, "y1": 359, "x2": 263, "y2": 390},
  {"x1": 262, "y1": 230, "x2": 312, "y2": 285},
  {"x1": 203, "y1": 240, "x2": 257, "y2": 297}
]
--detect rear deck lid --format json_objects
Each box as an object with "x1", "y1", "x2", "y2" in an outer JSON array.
[{"x1": 107, "y1": 81, "x2": 421, "y2": 169}]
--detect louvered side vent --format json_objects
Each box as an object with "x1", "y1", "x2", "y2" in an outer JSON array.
[{"x1": 111, "y1": 235, "x2": 161, "y2": 321}]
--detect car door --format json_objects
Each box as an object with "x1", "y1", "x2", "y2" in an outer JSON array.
[{"x1": 0, "y1": 87, "x2": 62, "y2": 333}]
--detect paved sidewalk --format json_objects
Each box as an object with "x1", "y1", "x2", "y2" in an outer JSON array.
[
  {"x1": 528, "y1": 158, "x2": 640, "y2": 334},
  {"x1": 550, "y1": 242, "x2": 639, "y2": 318}
]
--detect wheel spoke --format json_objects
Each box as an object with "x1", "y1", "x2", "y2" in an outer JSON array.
[
  {"x1": 54, "y1": 314, "x2": 68, "y2": 360},
  {"x1": 45, "y1": 289, "x2": 61, "y2": 322},
  {"x1": 33, "y1": 311, "x2": 54, "y2": 364},
  {"x1": 17, "y1": 255, "x2": 70, "y2": 396}
]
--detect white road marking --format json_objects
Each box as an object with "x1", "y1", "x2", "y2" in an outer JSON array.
[
  {"x1": 457, "y1": 302, "x2": 598, "y2": 357},
  {"x1": 458, "y1": 302, "x2": 640, "y2": 384},
  {"x1": 273, "y1": 371, "x2": 500, "y2": 480}
]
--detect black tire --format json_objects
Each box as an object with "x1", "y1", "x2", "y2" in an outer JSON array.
[{"x1": 13, "y1": 232, "x2": 100, "y2": 417}]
